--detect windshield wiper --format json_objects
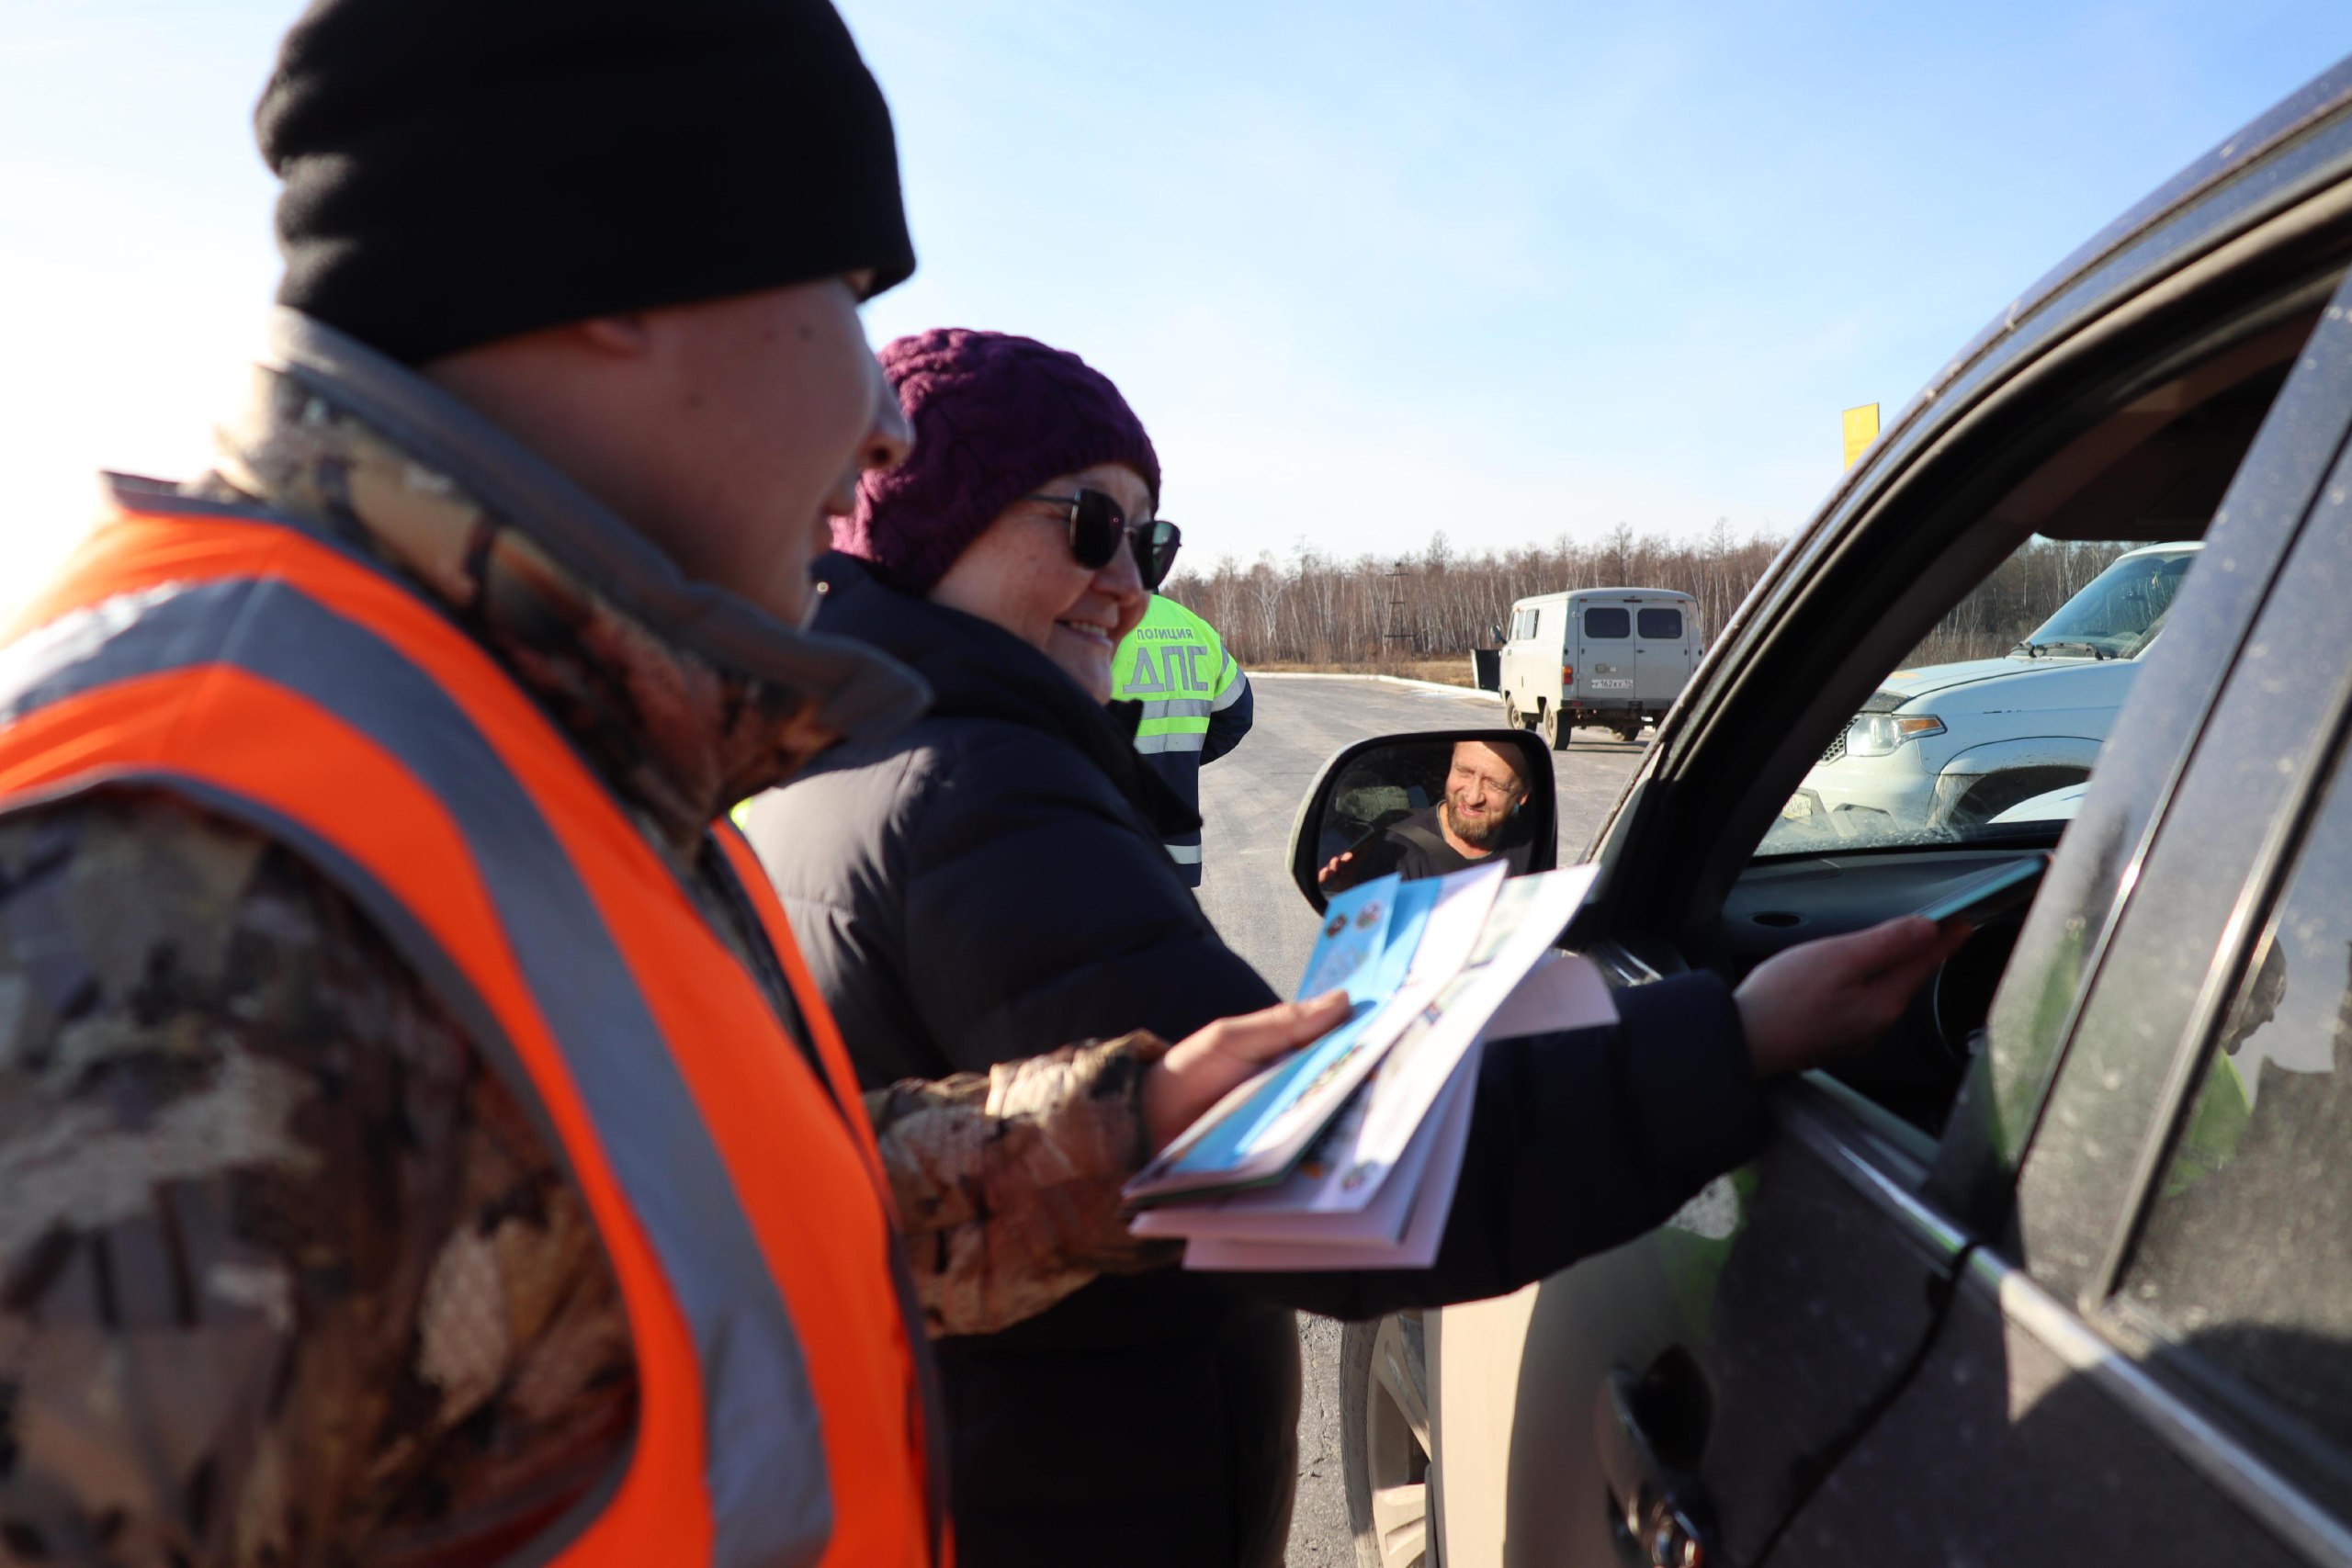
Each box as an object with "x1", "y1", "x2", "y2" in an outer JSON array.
[{"x1": 2015, "y1": 638, "x2": 2110, "y2": 660}]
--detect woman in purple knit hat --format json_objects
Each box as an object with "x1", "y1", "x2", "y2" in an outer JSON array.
[
  {"x1": 745, "y1": 328, "x2": 1310, "y2": 1565},
  {"x1": 741, "y1": 327, "x2": 1958, "y2": 1567}
]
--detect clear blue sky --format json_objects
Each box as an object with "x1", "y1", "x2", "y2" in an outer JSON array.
[{"x1": 4, "y1": 2, "x2": 2350, "y2": 599}]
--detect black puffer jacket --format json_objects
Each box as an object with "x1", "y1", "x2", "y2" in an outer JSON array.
[
  {"x1": 758, "y1": 561, "x2": 1268, "y2": 1088},
  {"x1": 746, "y1": 557, "x2": 1770, "y2": 1568}
]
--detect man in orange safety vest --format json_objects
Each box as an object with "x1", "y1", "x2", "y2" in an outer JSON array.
[{"x1": 0, "y1": 1, "x2": 1345, "y2": 1562}]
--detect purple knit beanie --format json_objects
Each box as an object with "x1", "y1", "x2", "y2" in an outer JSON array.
[{"x1": 834, "y1": 328, "x2": 1161, "y2": 595}]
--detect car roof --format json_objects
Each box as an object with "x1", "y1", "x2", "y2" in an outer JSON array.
[
  {"x1": 2111, "y1": 541, "x2": 2206, "y2": 563},
  {"x1": 1944, "y1": 57, "x2": 2352, "y2": 412},
  {"x1": 1513, "y1": 588, "x2": 1696, "y2": 606}
]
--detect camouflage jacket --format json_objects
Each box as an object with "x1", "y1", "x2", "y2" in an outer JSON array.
[{"x1": 0, "y1": 321, "x2": 1166, "y2": 1566}]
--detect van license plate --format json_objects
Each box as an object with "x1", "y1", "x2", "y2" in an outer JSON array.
[{"x1": 1587, "y1": 679, "x2": 1632, "y2": 691}]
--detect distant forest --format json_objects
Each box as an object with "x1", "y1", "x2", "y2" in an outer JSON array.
[{"x1": 1162, "y1": 525, "x2": 2137, "y2": 671}]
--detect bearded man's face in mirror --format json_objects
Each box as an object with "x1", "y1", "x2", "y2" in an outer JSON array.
[{"x1": 1442, "y1": 741, "x2": 1529, "y2": 852}]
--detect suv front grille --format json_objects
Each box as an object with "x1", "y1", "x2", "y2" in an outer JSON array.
[{"x1": 1818, "y1": 729, "x2": 1847, "y2": 766}]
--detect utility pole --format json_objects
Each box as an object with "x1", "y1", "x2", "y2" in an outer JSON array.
[{"x1": 1383, "y1": 562, "x2": 1417, "y2": 654}]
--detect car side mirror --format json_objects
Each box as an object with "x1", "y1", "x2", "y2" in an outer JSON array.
[{"x1": 1287, "y1": 729, "x2": 1558, "y2": 913}]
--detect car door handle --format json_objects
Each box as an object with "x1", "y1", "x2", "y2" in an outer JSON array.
[{"x1": 1595, "y1": 1357, "x2": 1723, "y2": 1568}]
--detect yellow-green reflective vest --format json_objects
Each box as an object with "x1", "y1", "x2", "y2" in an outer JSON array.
[
  {"x1": 1116, "y1": 594, "x2": 1241, "y2": 754},
  {"x1": 1113, "y1": 594, "x2": 1248, "y2": 883}
]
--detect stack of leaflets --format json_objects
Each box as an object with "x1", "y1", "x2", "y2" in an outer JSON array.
[{"x1": 1125, "y1": 861, "x2": 1615, "y2": 1270}]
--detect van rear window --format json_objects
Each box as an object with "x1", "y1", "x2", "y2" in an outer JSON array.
[
  {"x1": 1584, "y1": 606, "x2": 1631, "y2": 638},
  {"x1": 1636, "y1": 608, "x2": 1684, "y2": 639}
]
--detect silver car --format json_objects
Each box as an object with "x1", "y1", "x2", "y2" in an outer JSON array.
[{"x1": 1769, "y1": 543, "x2": 2200, "y2": 846}]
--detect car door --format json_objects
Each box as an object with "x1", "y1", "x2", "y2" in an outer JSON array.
[
  {"x1": 1521, "y1": 604, "x2": 1550, "y2": 715},
  {"x1": 1502, "y1": 606, "x2": 1522, "y2": 706},
  {"x1": 1429, "y1": 1039, "x2": 1969, "y2": 1567},
  {"x1": 1532, "y1": 601, "x2": 1565, "y2": 716},
  {"x1": 1631, "y1": 603, "x2": 1690, "y2": 711},
  {"x1": 1768, "y1": 267, "x2": 2352, "y2": 1568},
  {"x1": 1577, "y1": 603, "x2": 1633, "y2": 708},
  {"x1": 1426, "y1": 71, "x2": 2352, "y2": 1564}
]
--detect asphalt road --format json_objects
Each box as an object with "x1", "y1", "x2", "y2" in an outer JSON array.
[{"x1": 1188, "y1": 674, "x2": 1649, "y2": 1567}]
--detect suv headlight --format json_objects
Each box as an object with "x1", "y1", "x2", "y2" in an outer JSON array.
[{"x1": 1845, "y1": 712, "x2": 1946, "y2": 758}]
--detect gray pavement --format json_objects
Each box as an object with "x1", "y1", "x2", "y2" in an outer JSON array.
[{"x1": 1187, "y1": 674, "x2": 1647, "y2": 1567}]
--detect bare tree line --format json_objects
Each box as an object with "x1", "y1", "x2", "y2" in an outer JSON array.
[{"x1": 1163, "y1": 526, "x2": 2139, "y2": 671}]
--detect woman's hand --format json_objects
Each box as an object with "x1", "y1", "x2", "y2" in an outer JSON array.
[
  {"x1": 1141, "y1": 990, "x2": 1354, "y2": 1153},
  {"x1": 1734, "y1": 915, "x2": 1973, "y2": 1077}
]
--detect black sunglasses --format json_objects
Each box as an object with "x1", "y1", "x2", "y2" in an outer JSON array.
[{"x1": 1020, "y1": 489, "x2": 1182, "y2": 590}]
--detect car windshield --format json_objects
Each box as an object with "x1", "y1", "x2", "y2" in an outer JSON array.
[{"x1": 2018, "y1": 549, "x2": 2198, "y2": 660}]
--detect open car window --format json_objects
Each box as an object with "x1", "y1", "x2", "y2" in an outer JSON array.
[
  {"x1": 1681, "y1": 286, "x2": 2344, "y2": 1139},
  {"x1": 1756, "y1": 536, "x2": 2203, "y2": 855},
  {"x1": 1732, "y1": 293, "x2": 2339, "y2": 873}
]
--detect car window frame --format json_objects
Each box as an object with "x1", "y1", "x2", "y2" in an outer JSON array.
[
  {"x1": 1826, "y1": 264, "x2": 2352, "y2": 1561},
  {"x1": 2099, "y1": 702, "x2": 2352, "y2": 1524},
  {"x1": 1566, "y1": 185, "x2": 2352, "y2": 1278},
  {"x1": 1533, "y1": 81, "x2": 2352, "y2": 1564},
  {"x1": 2091, "y1": 689, "x2": 2352, "y2": 1304},
  {"x1": 1579, "y1": 85, "x2": 2352, "y2": 944},
  {"x1": 1994, "y1": 273, "x2": 2352, "y2": 1291},
  {"x1": 1574, "y1": 251, "x2": 2350, "y2": 988},
  {"x1": 1782, "y1": 283, "x2": 2352, "y2": 1563},
  {"x1": 2005, "y1": 514, "x2": 2352, "y2": 1514},
  {"x1": 1966, "y1": 645, "x2": 2352, "y2": 1561}
]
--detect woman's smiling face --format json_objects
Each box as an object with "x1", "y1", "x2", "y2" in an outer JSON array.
[{"x1": 926, "y1": 461, "x2": 1153, "y2": 700}]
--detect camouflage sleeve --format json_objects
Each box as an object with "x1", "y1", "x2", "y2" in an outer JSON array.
[
  {"x1": 865, "y1": 1032, "x2": 1180, "y2": 1337},
  {"x1": 0, "y1": 791, "x2": 634, "y2": 1566}
]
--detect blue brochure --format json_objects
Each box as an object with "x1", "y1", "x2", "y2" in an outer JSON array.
[
  {"x1": 1125, "y1": 863, "x2": 1606, "y2": 1250},
  {"x1": 1136, "y1": 874, "x2": 1442, "y2": 1190},
  {"x1": 1296, "y1": 874, "x2": 1403, "y2": 1001}
]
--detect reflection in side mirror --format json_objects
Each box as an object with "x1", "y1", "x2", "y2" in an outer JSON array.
[{"x1": 1286, "y1": 729, "x2": 1559, "y2": 913}]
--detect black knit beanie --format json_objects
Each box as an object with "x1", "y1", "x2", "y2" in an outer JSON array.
[{"x1": 255, "y1": 0, "x2": 915, "y2": 365}]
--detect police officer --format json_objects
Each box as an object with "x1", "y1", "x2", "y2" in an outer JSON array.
[{"x1": 1114, "y1": 592, "x2": 1253, "y2": 886}]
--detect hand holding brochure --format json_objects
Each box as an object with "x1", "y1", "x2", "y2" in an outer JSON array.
[
  {"x1": 1129, "y1": 873, "x2": 1423, "y2": 1198},
  {"x1": 1125, "y1": 862, "x2": 1615, "y2": 1269}
]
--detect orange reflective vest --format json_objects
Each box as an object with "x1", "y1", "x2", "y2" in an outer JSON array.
[{"x1": 0, "y1": 495, "x2": 944, "y2": 1567}]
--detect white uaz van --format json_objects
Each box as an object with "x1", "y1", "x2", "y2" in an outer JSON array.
[
  {"x1": 1497, "y1": 588, "x2": 1700, "y2": 748},
  {"x1": 1769, "y1": 541, "x2": 2200, "y2": 846}
]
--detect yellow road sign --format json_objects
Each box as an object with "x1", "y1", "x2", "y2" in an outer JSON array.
[{"x1": 1842, "y1": 403, "x2": 1881, "y2": 469}]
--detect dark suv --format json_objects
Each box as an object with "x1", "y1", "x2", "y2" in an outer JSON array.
[{"x1": 1339, "y1": 52, "x2": 2352, "y2": 1568}]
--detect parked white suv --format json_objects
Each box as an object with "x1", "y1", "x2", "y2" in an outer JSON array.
[{"x1": 1764, "y1": 542, "x2": 2199, "y2": 847}]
